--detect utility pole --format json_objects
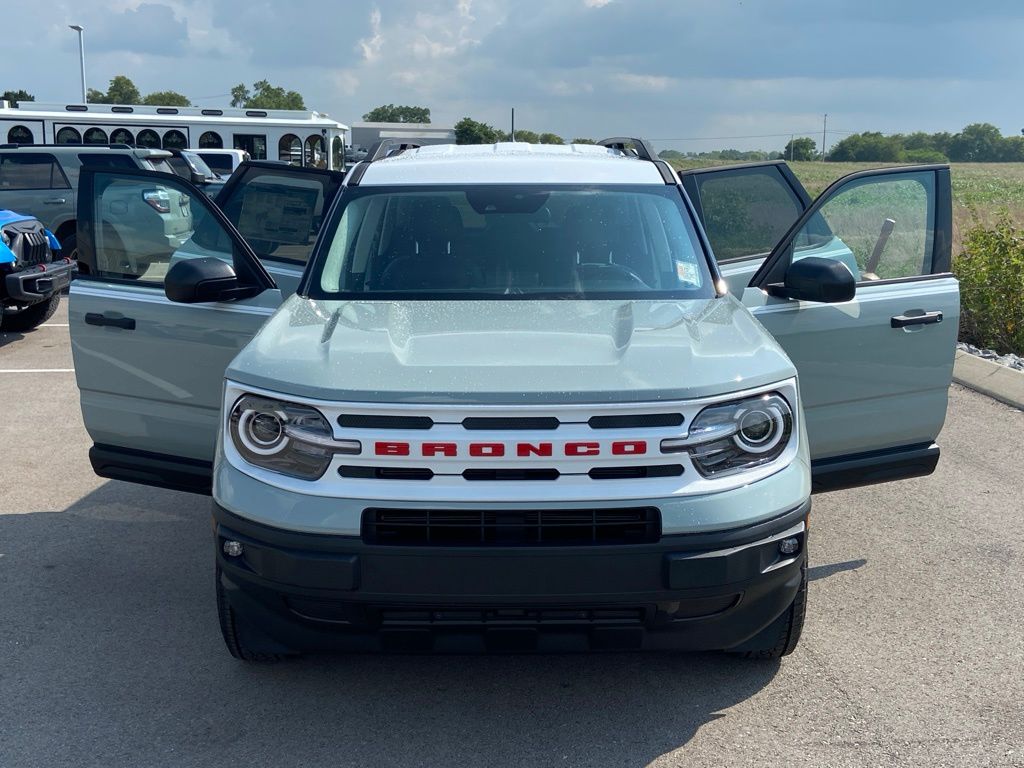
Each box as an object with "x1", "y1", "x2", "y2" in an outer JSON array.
[
  {"x1": 789, "y1": 134, "x2": 794, "y2": 161},
  {"x1": 69, "y1": 25, "x2": 87, "y2": 103},
  {"x1": 511, "y1": 108, "x2": 515, "y2": 142},
  {"x1": 821, "y1": 113, "x2": 828, "y2": 162}
]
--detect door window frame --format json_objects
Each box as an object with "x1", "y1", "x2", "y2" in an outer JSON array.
[
  {"x1": 75, "y1": 166, "x2": 276, "y2": 293},
  {"x1": 679, "y1": 161, "x2": 812, "y2": 264},
  {"x1": 749, "y1": 164, "x2": 952, "y2": 290}
]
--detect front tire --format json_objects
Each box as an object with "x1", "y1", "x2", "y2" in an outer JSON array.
[
  {"x1": 2, "y1": 293, "x2": 60, "y2": 332},
  {"x1": 215, "y1": 567, "x2": 289, "y2": 663},
  {"x1": 731, "y1": 560, "x2": 807, "y2": 659}
]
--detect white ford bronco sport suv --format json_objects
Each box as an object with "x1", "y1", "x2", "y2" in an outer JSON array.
[{"x1": 69, "y1": 139, "x2": 958, "y2": 660}]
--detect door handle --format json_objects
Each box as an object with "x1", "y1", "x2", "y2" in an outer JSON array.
[
  {"x1": 84, "y1": 312, "x2": 135, "y2": 330},
  {"x1": 44, "y1": 198, "x2": 67, "y2": 205},
  {"x1": 891, "y1": 311, "x2": 942, "y2": 329}
]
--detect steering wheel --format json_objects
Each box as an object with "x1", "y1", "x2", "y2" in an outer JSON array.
[{"x1": 578, "y1": 262, "x2": 649, "y2": 289}]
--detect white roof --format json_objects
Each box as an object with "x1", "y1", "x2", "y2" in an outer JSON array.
[{"x1": 357, "y1": 142, "x2": 668, "y2": 185}]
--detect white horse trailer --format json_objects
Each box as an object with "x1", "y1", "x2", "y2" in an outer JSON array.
[{"x1": 0, "y1": 101, "x2": 349, "y2": 170}]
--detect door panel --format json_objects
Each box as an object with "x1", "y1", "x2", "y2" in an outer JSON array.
[
  {"x1": 742, "y1": 165, "x2": 958, "y2": 476},
  {"x1": 70, "y1": 168, "x2": 283, "y2": 487}
]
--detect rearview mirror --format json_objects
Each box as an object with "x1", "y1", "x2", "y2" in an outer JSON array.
[
  {"x1": 165, "y1": 257, "x2": 258, "y2": 303},
  {"x1": 767, "y1": 256, "x2": 855, "y2": 304}
]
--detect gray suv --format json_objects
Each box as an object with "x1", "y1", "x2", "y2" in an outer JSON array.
[{"x1": 0, "y1": 144, "x2": 182, "y2": 264}]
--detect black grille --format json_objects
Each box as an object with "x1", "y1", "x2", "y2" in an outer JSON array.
[
  {"x1": 337, "y1": 414, "x2": 433, "y2": 429},
  {"x1": 461, "y1": 416, "x2": 560, "y2": 430},
  {"x1": 588, "y1": 413, "x2": 684, "y2": 429},
  {"x1": 589, "y1": 464, "x2": 684, "y2": 480},
  {"x1": 339, "y1": 465, "x2": 433, "y2": 480},
  {"x1": 462, "y1": 468, "x2": 559, "y2": 481},
  {"x1": 362, "y1": 507, "x2": 661, "y2": 546},
  {"x1": 4, "y1": 226, "x2": 51, "y2": 267}
]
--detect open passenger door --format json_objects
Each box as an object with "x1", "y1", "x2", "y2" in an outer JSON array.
[
  {"x1": 686, "y1": 162, "x2": 958, "y2": 491},
  {"x1": 70, "y1": 163, "x2": 342, "y2": 494}
]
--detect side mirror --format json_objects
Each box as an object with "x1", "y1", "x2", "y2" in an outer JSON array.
[
  {"x1": 767, "y1": 256, "x2": 855, "y2": 303},
  {"x1": 190, "y1": 171, "x2": 207, "y2": 186},
  {"x1": 165, "y1": 257, "x2": 258, "y2": 303}
]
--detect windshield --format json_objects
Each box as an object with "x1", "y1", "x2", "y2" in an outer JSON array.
[{"x1": 309, "y1": 185, "x2": 713, "y2": 300}]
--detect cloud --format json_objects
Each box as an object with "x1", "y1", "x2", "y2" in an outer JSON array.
[
  {"x1": 357, "y1": 8, "x2": 384, "y2": 62},
  {"x1": 87, "y1": 3, "x2": 189, "y2": 57},
  {"x1": 3, "y1": 0, "x2": 1024, "y2": 152}
]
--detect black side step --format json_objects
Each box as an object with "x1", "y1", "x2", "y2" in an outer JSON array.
[{"x1": 89, "y1": 444, "x2": 212, "y2": 495}]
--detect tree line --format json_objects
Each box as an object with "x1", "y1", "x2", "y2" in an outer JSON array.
[{"x1": 3, "y1": 76, "x2": 306, "y2": 110}]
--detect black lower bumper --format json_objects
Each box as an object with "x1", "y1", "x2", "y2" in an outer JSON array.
[
  {"x1": 3, "y1": 260, "x2": 75, "y2": 303},
  {"x1": 213, "y1": 500, "x2": 810, "y2": 654}
]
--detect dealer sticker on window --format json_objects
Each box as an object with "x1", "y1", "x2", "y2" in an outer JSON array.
[{"x1": 676, "y1": 260, "x2": 699, "y2": 286}]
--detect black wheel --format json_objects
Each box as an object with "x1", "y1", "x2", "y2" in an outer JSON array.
[
  {"x1": 215, "y1": 567, "x2": 288, "y2": 663},
  {"x1": 2, "y1": 293, "x2": 60, "y2": 332},
  {"x1": 731, "y1": 560, "x2": 807, "y2": 659}
]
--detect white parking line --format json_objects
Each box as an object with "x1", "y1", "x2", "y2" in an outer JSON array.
[
  {"x1": 41, "y1": 323, "x2": 70, "y2": 327},
  {"x1": 0, "y1": 368, "x2": 75, "y2": 373}
]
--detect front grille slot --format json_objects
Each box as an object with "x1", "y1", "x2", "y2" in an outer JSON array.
[
  {"x1": 461, "y1": 417, "x2": 560, "y2": 430},
  {"x1": 339, "y1": 466, "x2": 434, "y2": 480},
  {"x1": 588, "y1": 413, "x2": 684, "y2": 429},
  {"x1": 362, "y1": 507, "x2": 661, "y2": 546},
  {"x1": 337, "y1": 414, "x2": 433, "y2": 430},
  {"x1": 462, "y1": 468, "x2": 560, "y2": 481},
  {"x1": 589, "y1": 464, "x2": 684, "y2": 480}
]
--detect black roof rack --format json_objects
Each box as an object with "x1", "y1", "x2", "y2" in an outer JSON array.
[
  {"x1": 598, "y1": 136, "x2": 676, "y2": 185},
  {"x1": 367, "y1": 140, "x2": 421, "y2": 162},
  {"x1": 347, "y1": 140, "x2": 422, "y2": 185}
]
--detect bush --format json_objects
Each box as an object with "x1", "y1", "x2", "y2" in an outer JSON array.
[{"x1": 956, "y1": 216, "x2": 1024, "y2": 354}]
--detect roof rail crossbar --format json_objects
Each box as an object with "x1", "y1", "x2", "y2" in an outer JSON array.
[
  {"x1": 598, "y1": 136, "x2": 676, "y2": 185},
  {"x1": 348, "y1": 140, "x2": 422, "y2": 185},
  {"x1": 367, "y1": 140, "x2": 421, "y2": 162},
  {"x1": 598, "y1": 137, "x2": 659, "y2": 162}
]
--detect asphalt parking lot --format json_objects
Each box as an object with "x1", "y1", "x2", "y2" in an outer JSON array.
[{"x1": 2, "y1": 299, "x2": 1023, "y2": 768}]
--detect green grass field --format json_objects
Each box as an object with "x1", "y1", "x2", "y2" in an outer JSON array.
[{"x1": 668, "y1": 158, "x2": 1024, "y2": 252}]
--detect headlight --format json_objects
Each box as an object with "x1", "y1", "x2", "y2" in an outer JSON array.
[
  {"x1": 662, "y1": 392, "x2": 794, "y2": 477},
  {"x1": 1, "y1": 230, "x2": 10, "y2": 247},
  {"x1": 228, "y1": 394, "x2": 359, "y2": 480}
]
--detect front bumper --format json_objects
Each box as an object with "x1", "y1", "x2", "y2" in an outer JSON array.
[
  {"x1": 4, "y1": 260, "x2": 75, "y2": 303},
  {"x1": 214, "y1": 499, "x2": 810, "y2": 654}
]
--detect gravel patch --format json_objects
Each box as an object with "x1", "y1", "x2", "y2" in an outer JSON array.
[{"x1": 957, "y1": 342, "x2": 1024, "y2": 371}]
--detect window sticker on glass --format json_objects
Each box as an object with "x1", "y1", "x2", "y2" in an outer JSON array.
[
  {"x1": 236, "y1": 185, "x2": 319, "y2": 244},
  {"x1": 676, "y1": 260, "x2": 699, "y2": 286}
]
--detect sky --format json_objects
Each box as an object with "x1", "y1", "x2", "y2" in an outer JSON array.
[{"x1": 4, "y1": 0, "x2": 1024, "y2": 153}]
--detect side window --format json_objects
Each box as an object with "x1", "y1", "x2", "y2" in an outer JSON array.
[
  {"x1": 790, "y1": 172, "x2": 936, "y2": 282},
  {"x1": 78, "y1": 153, "x2": 138, "y2": 170},
  {"x1": 86, "y1": 172, "x2": 234, "y2": 284},
  {"x1": 695, "y1": 168, "x2": 804, "y2": 261},
  {"x1": 218, "y1": 170, "x2": 332, "y2": 265},
  {"x1": 0, "y1": 153, "x2": 70, "y2": 190}
]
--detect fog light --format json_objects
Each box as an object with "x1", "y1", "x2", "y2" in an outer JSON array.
[
  {"x1": 778, "y1": 537, "x2": 800, "y2": 556},
  {"x1": 222, "y1": 540, "x2": 244, "y2": 557}
]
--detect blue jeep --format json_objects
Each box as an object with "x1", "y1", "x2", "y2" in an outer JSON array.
[{"x1": 1, "y1": 210, "x2": 75, "y2": 332}]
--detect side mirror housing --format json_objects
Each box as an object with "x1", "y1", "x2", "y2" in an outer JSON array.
[
  {"x1": 165, "y1": 257, "x2": 258, "y2": 303},
  {"x1": 190, "y1": 171, "x2": 208, "y2": 186},
  {"x1": 767, "y1": 256, "x2": 855, "y2": 303}
]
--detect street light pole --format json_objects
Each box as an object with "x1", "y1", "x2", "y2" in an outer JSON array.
[{"x1": 69, "y1": 25, "x2": 86, "y2": 103}]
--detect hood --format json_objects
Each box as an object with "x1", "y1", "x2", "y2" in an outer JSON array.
[{"x1": 226, "y1": 296, "x2": 795, "y2": 404}]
